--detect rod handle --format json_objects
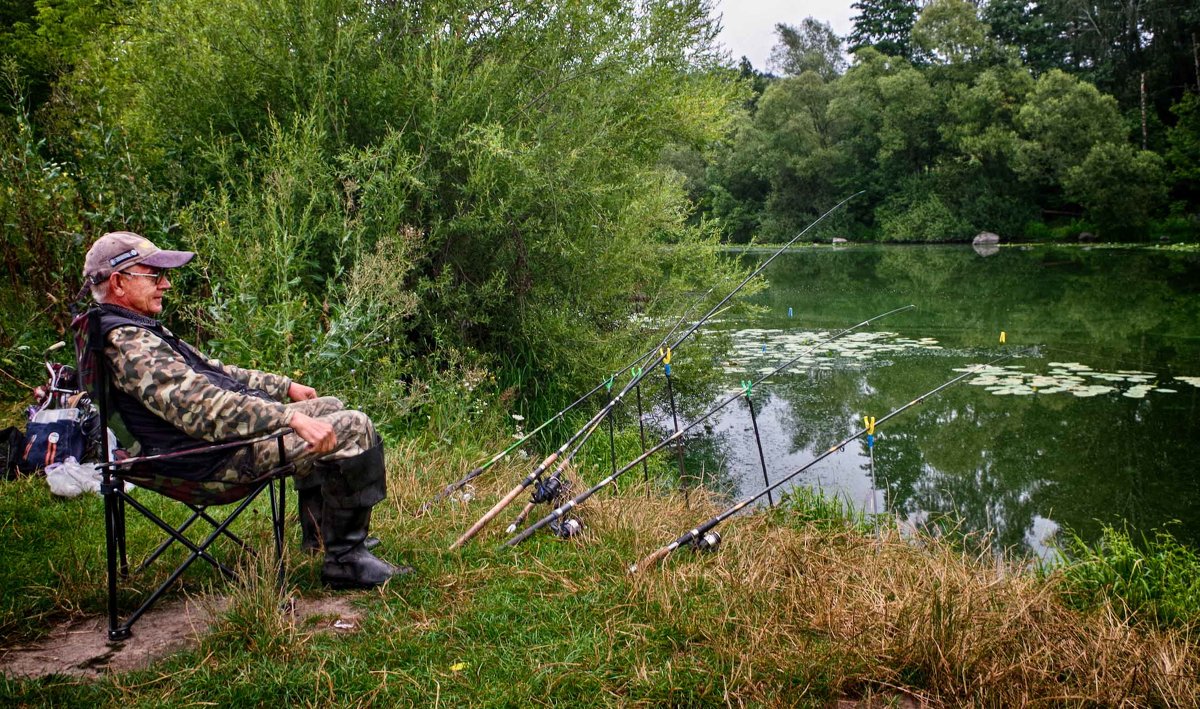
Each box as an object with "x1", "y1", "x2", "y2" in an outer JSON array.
[
  {"x1": 505, "y1": 500, "x2": 537, "y2": 534},
  {"x1": 630, "y1": 545, "x2": 673, "y2": 573},
  {"x1": 535, "y1": 451, "x2": 559, "y2": 473},
  {"x1": 450, "y1": 482, "x2": 529, "y2": 550}
]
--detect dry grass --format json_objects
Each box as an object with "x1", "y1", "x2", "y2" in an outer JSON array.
[
  {"x1": 380, "y1": 437, "x2": 1200, "y2": 705},
  {"x1": 388, "y1": 442, "x2": 1200, "y2": 705},
  {"x1": 4, "y1": 436, "x2": 1198, "y2": 706},
  {"x1": 616, "y1": 488, "x2": 1200, "y2": 706}
]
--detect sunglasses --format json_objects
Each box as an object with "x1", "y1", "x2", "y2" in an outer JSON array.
[{"x1": 119, "y1": 269, "x2": 168, "y2": 285}]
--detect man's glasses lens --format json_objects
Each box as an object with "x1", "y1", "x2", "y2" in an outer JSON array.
[{"x1": 122, "y1": 270, "x2": 166, "y2": 285}]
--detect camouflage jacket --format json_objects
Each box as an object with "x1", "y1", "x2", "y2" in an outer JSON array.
[{"x1": 106, "y1": 324, "x2": 294, "y2": 443}]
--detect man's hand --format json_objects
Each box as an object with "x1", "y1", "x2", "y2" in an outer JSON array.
[
  {"x1": 288, "y1": 381, "x2": 318, "y2": 401},
  {"x1": 290, "y1": 412, "x2": 337, "y2": 454}
]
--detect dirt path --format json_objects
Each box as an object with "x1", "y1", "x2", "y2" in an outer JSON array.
[{"x1": 0, "y1": 595, "x2": 361, "y2": 679}]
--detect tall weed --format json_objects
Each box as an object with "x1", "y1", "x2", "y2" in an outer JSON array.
[{"x1": 1055, "y1": 524, "x2": 1200, "y2": 629}]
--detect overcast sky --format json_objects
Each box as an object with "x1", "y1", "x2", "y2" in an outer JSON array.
[{"x1": 714, "y1": 0, "x2": 855, "y2": 72}]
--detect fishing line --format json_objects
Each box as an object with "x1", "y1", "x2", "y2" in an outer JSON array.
[
  {"x1": 450, "y1": 192, "x2": 866, "y2": 549},
  {"x1": 628, "y1": 353, "x2": 1017, "y2": 573},
  {"x1": 503, "y1": 304, "x2": 916, "y2": 548}
]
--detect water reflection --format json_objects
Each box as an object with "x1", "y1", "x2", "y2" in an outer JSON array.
[{"x1": 685, "y1": 245, "x2": 1200, "y2": 557}]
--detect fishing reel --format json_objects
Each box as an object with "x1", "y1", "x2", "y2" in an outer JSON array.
[
  {"x1": 689, "y1": 530, "x2": 721, "y2": 553},
  {"x1": 531, "y1": 475, "x2": 566, "y2": 504},
  {"x1": 549, "y1": 516, "x2": 584, "y2": 539}
]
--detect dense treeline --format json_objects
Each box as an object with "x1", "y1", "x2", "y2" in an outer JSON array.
[
  {"x1": 696, "y1": 0, "x2": 1200, "y2": 242},
  {"x1": 2, "y1": 0, "x2": 1198, "y2": 417},
  {"x1": 0, "y1": 0, "x2": 743, "y2": 424}
]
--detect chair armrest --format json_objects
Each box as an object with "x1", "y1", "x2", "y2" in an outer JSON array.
[{"x1": 100, "y1": 428, "x2": 294, "y2": 472}]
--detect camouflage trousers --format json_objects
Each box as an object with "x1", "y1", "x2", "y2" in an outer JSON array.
[
  {"x1": 246, "y1": 397, "x2": 376, "y2": 485},
  {"x1": 124, "y1": 398, "x2": 377, "y2": 505}
]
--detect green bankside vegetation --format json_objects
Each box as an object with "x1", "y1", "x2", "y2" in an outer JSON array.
[
  {"x1": 1, "y1": 0, "x2": 746, "y2": 413},
  {"x1": 2, "y1": 0, "x2": 1199, "y2": 704},
  {"x1": 1, "y1": 441, "x2": 1198, "y2": 705},
  {"x1": 1056, "y1": 524, "x2": 1200, "y2": 630}
]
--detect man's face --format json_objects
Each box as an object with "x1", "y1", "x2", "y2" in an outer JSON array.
[{"x1": 110, "y1": 266, "x2": 171, "y2": 316}]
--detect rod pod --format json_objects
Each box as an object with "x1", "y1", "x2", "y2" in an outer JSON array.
[
  {"x1": 504, "y1": 304, "x2": 916, "y2": 548},
  {"x1": 451, "y1": 192, "x2": 866, "y2": 549}
]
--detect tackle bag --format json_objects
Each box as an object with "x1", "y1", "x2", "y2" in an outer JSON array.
[{"x1": 18, "y1": 408, "x2": 87, "y2": 475}]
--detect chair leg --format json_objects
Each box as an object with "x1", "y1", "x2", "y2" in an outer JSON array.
[
  {"x1": 272, "y1": 479, "x2": 287, "y2": 591},
  {"x1": 116, "y1": 494, "x2": 129, "y2": 577},
  {"x1": 136, "y1": 508, "x2": 206, "y2": 574},
  {"x1": 116, "y1": 485, "x2": 271, "y2": 634},
  {"x1": 105, "y1": 474, "x2": 291, "y2": 639},
  {"x1": 120, "y1": 493, "x2": 242, "y2": 580},
  {"x1": 104, "y1": 483, "x2": 131, "y2": 641}
]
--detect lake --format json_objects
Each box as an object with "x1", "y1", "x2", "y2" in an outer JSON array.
[{"x1": 668, "y1": 244, "x2": 1200, "y2": 559}]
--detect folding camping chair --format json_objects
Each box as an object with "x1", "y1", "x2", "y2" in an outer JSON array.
[{"x1": 77, "y1": 306, "x2": 296, "y2": 641}]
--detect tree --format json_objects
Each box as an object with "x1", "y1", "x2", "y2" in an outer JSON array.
[
  {"x1": 0, "y1": 0, "x2": 118, "y2": 111},
  {"x1": 767, "y1": 17, "x2": 847, "y2": 80},
  {"x1": 1013, "y1": 69, "x2": 1126, "y2": 192},
  {"x1": 982, "y1": 0, "x2": 1068, "y2": 75},
  {"x1": 987, "y1": 0, "x2": 1200, "y2": 149},
  {"x1": 912, "y1": 0, "x2": 993, "y2": 65},
  {"x1": 754, "y1": 72, "x2": 848, "y2": 239},
  {"x1": 848, "y1": 0, "x2": 921, "y2": 59},
  {"x1": 939, "y1": 64, "x2": 1040, "y2": 236},
  {"x1": 1064, "y1": 143, "x2": 1168, "y2": 236},
  {"x1": 1165, "y1": 92, "x2": 1200, "y2": 207}
]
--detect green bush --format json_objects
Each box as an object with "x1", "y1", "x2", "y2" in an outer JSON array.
[
  {"x1": 1055, "y1": 524, "x2": 1200, "y2": 629},
  {"x1": 876, "y1": 189, "x2": 969, "y2": 242},
  {"x1": 1152, "y1": 214, "x2": 1200, "y2": 243},
  {"x1": 1021, "y1": 220, "x2": 1053, "y2": 241},
  {"x1": 0, "y1": 0, "x2": 749, "y2": 425},
  {"x1": 1064, "y1": 143, "x2": 1169, "y2": 239},
  {"x1": 117, "y1": 0, "x2": 741, "y2": 397}
]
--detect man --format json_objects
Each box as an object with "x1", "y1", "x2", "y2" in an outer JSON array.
[{"x1": 83, "y1": 231, "x2": 400, "y2": 589}]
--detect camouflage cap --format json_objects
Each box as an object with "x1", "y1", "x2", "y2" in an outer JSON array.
[{"x1": 84, "y1": 231, "x2": 195, "y2": 282}]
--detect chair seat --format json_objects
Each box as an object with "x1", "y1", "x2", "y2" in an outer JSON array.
[{"x1": 119, "y1": 462, "x2": 296, "y2": 506}]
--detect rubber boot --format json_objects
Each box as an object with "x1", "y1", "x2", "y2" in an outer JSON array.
[
  {"x1": 321, "y1": 506, "x2": 397, "y2": 589},
  {"x1": 319, "y1": 441, "x2": 400, "y2": 589},
  {"x1": 298, "y1": 485, "x2": 324, "y2": 553},
  {"x1": 297, "y1": 468, "x2": 379, "y2": 554}
]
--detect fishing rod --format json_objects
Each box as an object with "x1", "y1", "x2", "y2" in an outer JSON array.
[
  {"x1": 502, "y1": 301, "x2": 748, "y2": 533},
  {"x1": 628, "y1": 353, "x2": 1015, "y2": 573},
  {"x1": 450, "y1": 192, "x2": 865, "y2": 550},
  {"x1": 418, "y1": 287, "x2": 714, "y2": 516},
  {"x1": 508, "y1": 299, "x2": 734, "y2": 529},
  {"x1": 503, "y1": 304, "x2": 917, "y2": 548}
]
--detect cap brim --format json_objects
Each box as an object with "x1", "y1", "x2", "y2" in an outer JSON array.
[{"x1": 140, "y1": 249, "x2": 195, "y2": 269}]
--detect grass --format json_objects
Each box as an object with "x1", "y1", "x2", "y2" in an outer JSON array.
[
  {"x1": 1056, "y1": 524, "x2": 1200, "y2": 629},
  {"x1": 1, "y1": 434, "x2": 1198, "y2": 706}
]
